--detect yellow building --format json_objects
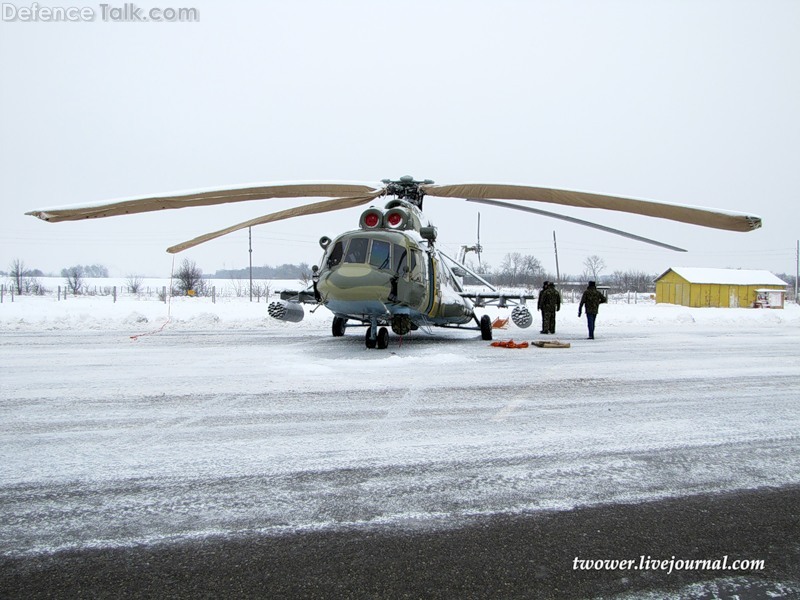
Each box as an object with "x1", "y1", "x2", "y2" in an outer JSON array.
[{"x1": 655, "y1": 267, "x2": 787, "y2": 308}]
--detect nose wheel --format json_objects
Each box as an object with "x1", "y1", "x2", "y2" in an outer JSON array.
[{"x1": 365, "y1": 325, "x2": 390, "y2": 349}]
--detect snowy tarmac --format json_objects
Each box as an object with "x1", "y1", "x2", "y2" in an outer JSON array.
[{"x1": 1, "y1": 295, "x2": 799, "y2": 597}]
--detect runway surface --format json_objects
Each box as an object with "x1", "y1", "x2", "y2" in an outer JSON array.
[{"x1": 1, "y1": 312, "x2": 799, "y2": 597}]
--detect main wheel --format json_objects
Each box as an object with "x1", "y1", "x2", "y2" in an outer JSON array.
[
  {"x1": 365, "y1": 328, "x2": 377, "y2": 349},
  {"x1": 377, "y1": 327, "x2": 389, "y2": 349},
  {"x1": 332, "y1": 316, "x2": 347, "y2": 337},
  {"x1": 480, "y1": 314, "x2": 493, "y2": 341}
]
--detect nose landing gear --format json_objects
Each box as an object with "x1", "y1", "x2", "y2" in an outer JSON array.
[{"x1": 365, "y1": 320, "x2": 390, "y2": 349}]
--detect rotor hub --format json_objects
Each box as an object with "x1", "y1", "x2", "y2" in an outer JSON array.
[{"x1": 381, "y1": 176, "x2": 434, "y2": 209}]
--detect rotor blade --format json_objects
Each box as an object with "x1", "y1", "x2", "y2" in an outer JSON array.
[
  {"x1": 422, "y1": 183, "x2": 762, "y2": 233},
  {"x1": 166, "y1": 191, "x2": 383, "y2": 254},
  {"x1": 26, "y1": 182, "x2": 382, "y2": 223},
  {"x1": 466, "y1": 197, "x2": 688, "y2": 252}
]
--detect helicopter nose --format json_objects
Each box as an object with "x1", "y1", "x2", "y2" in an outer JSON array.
[
  {"x1": 327, "y1": 264, "x2": 372, "y2": 283},
  {"x1": 318, "y1": 264, "x2": 393, "y2": 300}
]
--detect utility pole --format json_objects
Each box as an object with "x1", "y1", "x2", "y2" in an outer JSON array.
[
  {"x1": 249, "y1": 226, "x2": 253, "y2": 302},
  {"x1": 795, "y1": 239, "x2": 799, "y2": 303},
  {"x1": 553, "y1": 231, "x2": 561, "y2": 283}
]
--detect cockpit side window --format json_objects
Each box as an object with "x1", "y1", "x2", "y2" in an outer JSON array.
[
  {"x1": 369, "y1": 240, "x2": 391, "y2": 270},
  {"x1": 344, "y1": 237, "x2": 369, "y2": 263},
  {"x1": 327, "y1": 241, "x2": 343, "y2": 267},
  {"x1": 411, "y1": 249, "x2": 426, "y2": 279},
  {"x1": 393, "y1": 243, "x2": 407, "y2": 274}
]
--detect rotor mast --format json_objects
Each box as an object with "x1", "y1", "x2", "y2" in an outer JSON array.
[{"x1": 381, "y1": 175, "x2": 434, "y2": 209}]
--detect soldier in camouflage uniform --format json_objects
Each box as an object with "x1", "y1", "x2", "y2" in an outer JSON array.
[
  {"x1": 540, "y1": 282, "x2": 561, "y2": 334},
  {"x1": 537, "y1": 281, "x2": 549, "y2": 333},
  {"x1": 578, "y1": 281, "x2": 607, "y2": 339}
]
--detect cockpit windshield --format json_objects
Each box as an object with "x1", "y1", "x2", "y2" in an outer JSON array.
[
  {"x1": 344, "y1": 238, "x2": 369, "y2": 263},
  {"x1": 327, "y1": 236, "x2": 410, "y2": 274},
  {"x1": 369, "y1": 240, "x2": 391, "y2": 269}
]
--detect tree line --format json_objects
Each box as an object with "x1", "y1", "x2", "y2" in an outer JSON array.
[
  {"x1": 4, "y1": 255, "x2": 797, "y2": 297},
  {"x1": 469, "y1": 253, "x2": 659, "y2": 292}
]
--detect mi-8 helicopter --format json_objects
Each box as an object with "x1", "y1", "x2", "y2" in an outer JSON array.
[{"x1": 27, "y1": 176, "x2": 761, "y2": 349}]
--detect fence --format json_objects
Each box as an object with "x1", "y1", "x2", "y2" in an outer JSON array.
[{"x1": 0, "y1": 281, "x2": 274, "y2": 304}]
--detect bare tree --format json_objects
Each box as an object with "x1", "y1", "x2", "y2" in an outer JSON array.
[
  {"x1": 9, "y1": 259, "x2": 25, "y2": 294},
  {"x1": 497, "y1": 253, "x2": 544, "y2": 287},
  {"x1": 126, "y1": 274, "x2": 144, "y2": 294},
  {"x1": 228, "y1": 277, "x2": 246, "y2": 298},
  {"x1": 521, "y1": 254, "x2": 545, "y2": 286},
  {"x1": 175, "y1": 259, "x2": 203, "y2": 295},
  {"x1": 610, "y1": 270, "x2": 656, "y2": 293},
  {"x1": 64, "y1": 266, "x2": 85, "y2": 295},
  {"x1": 252, "y1": 281, "x2": 271, "y2": 302},
  {"x1": 297, "y1": 262, "x2": 312, "y2": 288},
  {"x1": 582, "y1": 255, "x2": 606, "y2": 281}
]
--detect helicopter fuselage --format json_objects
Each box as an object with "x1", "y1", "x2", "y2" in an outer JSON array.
[
  {"x1": 316, "y1": 226, "x2": 474, "y2": 329},
  {"x1": 269, "y1": 193, "x2": 536, "y2": 347}
]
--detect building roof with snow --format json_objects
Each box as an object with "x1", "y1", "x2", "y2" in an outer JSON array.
[{"x1": 656, "y1": 268, "x2": 787, "y2": 286}]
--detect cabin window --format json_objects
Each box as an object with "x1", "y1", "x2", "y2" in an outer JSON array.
[
  {"x1": 344, "y1": 237, "x2": 369, "y2": 263},
  {"x1": 440, "y1": 264, "x2": 454, "y2": 287},
  {"x1": 393, "y1": 244, "x2": 407, "y2": 274},
  {"x1": 327, "y1": 241, "x2": 343, "y2": 267},
  {"x1": 369, "y1": 240, "x2": 391, "y2": 270},
  {"x1": 411, "y1": 249, "x2": 426, "y2": 279}
]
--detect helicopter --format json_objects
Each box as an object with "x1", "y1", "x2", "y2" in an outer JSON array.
[{"x1": 26, "y1": 176, "x2": 762, "y2": 349}]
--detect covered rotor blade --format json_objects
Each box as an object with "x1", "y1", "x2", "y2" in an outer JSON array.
[
  {"x1": 26, "y1": 182, "x2": 382, "y2": 223},
  {"x1": 422, "y1": 183, "x2": 762, "y2": 233},
  {"x1": 166, "y1": 191, "x2": 384, "y2": 254},
  {"x1": 466, "y1": 198, "x2": 687, "y2": 252}
]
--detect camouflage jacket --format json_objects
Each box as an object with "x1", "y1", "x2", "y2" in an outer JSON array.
[
  {"x1": 579, "y1": 288, "x2": 607, "y2": 314},
  {"x1": 541, "y1": 286, "x2": 561, "y2": 311}
]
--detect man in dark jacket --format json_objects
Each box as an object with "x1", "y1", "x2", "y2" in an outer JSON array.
[
  {"x1": 537, "y1": 281, "x2": 549, "y2": 333},
  {"x1": 541, "y1": 282, "x2": 561, "y2": 334},
  {"x1": 578, "y1": 281, "x2": 607, "y2": 339},
  {"x1": 539, "y1": 281, "x2": 561, "y2": 333}
]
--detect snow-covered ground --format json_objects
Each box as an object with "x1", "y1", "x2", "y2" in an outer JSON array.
[{"x1": 1, "y1": 291, "x2": 799, "y2": 558}]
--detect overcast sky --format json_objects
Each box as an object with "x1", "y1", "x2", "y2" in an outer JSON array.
[{"x1": 1, "y1": 0, "x2": 798, "y2": 279}]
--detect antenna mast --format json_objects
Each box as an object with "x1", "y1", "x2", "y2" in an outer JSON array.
[
  {"x1": 553, "y1": 231, "x2": 561, "y2": 283},
  {"x1": 794, "y1": 240, "x2": 800, "y2": 304},
  {"x1": 249, "y1": 226, "x2": 253, "y2": 302}
]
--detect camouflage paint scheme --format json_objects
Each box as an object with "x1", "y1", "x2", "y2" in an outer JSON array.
[{"x1": 317, "y1": 218, "x2": 473, "y2": 327}]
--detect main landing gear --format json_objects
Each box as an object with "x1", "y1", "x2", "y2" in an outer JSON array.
[
  {"x1": 480, "y1": 314, "x2": 493, "y2": 341},
  {"x1": 365, "y1": 324, "x2": 389, "y2": 350},
  {"x1": 332, "y1": 316, "x2": 347, "y2": 337}
]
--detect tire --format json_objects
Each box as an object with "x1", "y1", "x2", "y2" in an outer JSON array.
[
  {"x1": 332, "y1": 316, "x2": 347, "y2": 337},
  {"x1": 377, "y1": 327, "x2": 389, "y2": 349},
  {"x1": 365, "y1": 328, "x2": 377, "y2": 349},
  {"x1": 480, "y1": 314, "x2": 493, "y2": 341}
]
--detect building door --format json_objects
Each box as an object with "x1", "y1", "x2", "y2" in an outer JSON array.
[
  {"x1": 729, "y1": 288, "x2": 739, "y2": 308},
  {"x1": 682, "y1": 284, "x2": 691, "y2": 306}
]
